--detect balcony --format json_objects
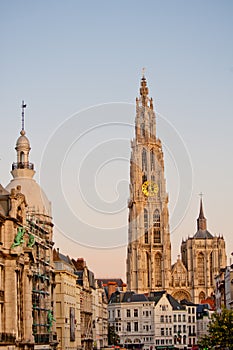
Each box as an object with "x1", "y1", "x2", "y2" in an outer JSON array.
[
  {"x1": 0, "y1": 333, "x2": 16, "y2": 343},
  {"x1": 34, "y1": 333, "x2": 57, "y2": 344},
  {"x1": 12, "y1": 162, "x2": 34, "y2": 170}
]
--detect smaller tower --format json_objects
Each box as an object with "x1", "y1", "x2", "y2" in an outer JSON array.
[
  {"x1": 197, "y1": 198, "x2": 207, "y2": 231},
  {"x1": 181, "y1": 198, "x2": 227, "y2": 303},
  {"x1": 11, "y1": 101, "x2": 35, "y2": 179}
]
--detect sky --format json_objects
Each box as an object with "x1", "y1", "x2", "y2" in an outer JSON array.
[{"x1": 1, "y1": 1, "x2": 233, "y2": 279}]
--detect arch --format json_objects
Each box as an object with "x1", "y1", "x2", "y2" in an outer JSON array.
[
  {"x1": 197, "y1": 253, "x2": 205, "y2": 285},
  {"x1": 172, "y1": 290, "x2": 191, "y2": 302},
  {"x1": 199, "y1": 291, "x2": 205, "y2": 302},
  {"x1": 154, "y1": 253, "x2": 162, "y2": 287},
  {"x1": 125, "y1": 338, "x2": 132, "y2": 343},
  {"x1": 153, "y1": 209, "x2": 161, "y2": 243},
  {"x1": 134, "y1": 339, "x2": 141, "y2": 343},
  {"x1": 20, "y1": 151, "x2": 25, "y2": 163},
  {"x1": 142, "y1": 148, "x2": 147, "y2": 171}
]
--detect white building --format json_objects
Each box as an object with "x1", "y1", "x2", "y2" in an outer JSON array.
[{"x1": 108, "y1": 291, "x2": 196, "y2": 350}]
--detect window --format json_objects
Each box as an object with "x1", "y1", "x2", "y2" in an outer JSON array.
[
  {"x1": 153, "y1": 210, "x2": 161, "y2": 243},
  {"x1": 127, "y1": 309, "x2": 130, "y2": 318},
  {"x1": 141, "y1": 123, "x2": 145, "y2": 137},
  {"x1": 134, "y1": 322, "x2": 138, "y2": 332},
  {"x1": 183, "y1": 325, "x2": 186, "y2": 333},
  {"x1": 134, "y1": 309, "x2": 138, "y2": 317},
  {"x1": 198, "y1": 253, "x2": 205, "y2": 285},
  {"x1": 178, "y1": 314, "x2": 181, "y2": 322},
  {"x1": 160, "y1": 315, "x2": 164, "y2": 323},
  {"x1": 150, "y1": 151, "x2": 155, "y2": 171},
  {"x1": 117, "y1": 309, "x2": 120, "y2": 318},
  {"x1": 127, "y1": 322, "x2": 131, "y2": 332},
  {"x1": 183, "y1": 314, "x2": 186, "y2": 322},
  {"x1": 142, "y1": 148, "x2": 147, "y2": 170},
  {"x1": 144, "y1": 209, "x2": 149, "y2": 244},
  {"x1": 174, "y1": 325, "x2": 177, "y2": 333},
  {"x1": 169, "y1": 315, "x2": 172, "y2": 323},
  {"x1": 155, "y1": 254, "x2": 162, "y2": 286},
  {"x1": 174, "y1": 314, "x2": 177, "y2": 322},
  {"x1": 161, "y1": 328, "x2": 164, "y2": 336}
]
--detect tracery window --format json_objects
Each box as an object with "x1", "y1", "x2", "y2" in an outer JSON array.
[
  {"x1": 142, "y1": 148, "x2": 147, "y2": 171},
  {"x1": 154, "y1": 254, "x2": 162, "y2": 286},
  {"x1": 150, "y1": 150, "x2": 155, "y2": 171},
  {"x1": 198, "y1": 253, "x2": 205, "y2": 285},
  {"x1": 153, "y1": 209, "x2": 161, "y2": 243},
  {"x1": 144, "y1": 209, "x2": 149, "y2": 244}
]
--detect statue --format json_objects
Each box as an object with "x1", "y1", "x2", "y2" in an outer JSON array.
[
  {"x1": 11, "y1": 227, "x2": 25, "y2": 248},
  {"x1": 27, "y1": 233, "x2": 35, "y2": 248},
  {"x1": 47, "y1": 310, "x2": 55, "y2": 332}
]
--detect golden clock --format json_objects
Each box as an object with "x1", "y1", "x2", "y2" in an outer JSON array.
[{"x1": 142, "y1": 181, "x2": 159, "y2": 197}]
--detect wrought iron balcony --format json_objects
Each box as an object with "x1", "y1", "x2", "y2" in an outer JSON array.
[{"x1": 12, "y1": 162, "x2": 34, "y2": 170}]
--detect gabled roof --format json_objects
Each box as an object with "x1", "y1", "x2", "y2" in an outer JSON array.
[{"x1": 148, "y1": 291, "x2": 185, "y2": 310}]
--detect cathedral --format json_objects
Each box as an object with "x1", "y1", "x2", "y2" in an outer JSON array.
[{"x1": 126, "y1": 75, "x2": 227, "y2": 304}]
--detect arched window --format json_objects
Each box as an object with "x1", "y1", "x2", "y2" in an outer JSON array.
[
  {"x1": 142, "y1": 148, "x2": 147, "y2": 171},
  {"x1": 141, "y1": 123, "x2": 145, "y2": 137},
  {"x1": 20, "y1": 151, "x2": 25, "y2": 163},
  {"x1": 144, "y1": 209, "x2": 149, "y2": 243},
  {"x1": 153, "y1": 209, "x2": 161, "y2": 243},
  {"x1": 154, "y1": 254, "x2": 162, "y2": 287},
  {"x1": 199, "y1": 291, "x2": 205, "y2": 303},
  {"x1": 150, "y1": 150, "x2": 155, "y2": 171},
  {"x1": 198, "y1": 253, "x2": 205, "y2": 285},
  {"x1": 209, "y1": 252, "x2": 213, "y2": 286}
]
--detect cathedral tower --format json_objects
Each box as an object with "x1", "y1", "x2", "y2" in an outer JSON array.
[
  {"x1": 126, "y1": 75, "x2": 172, "y2": 293},
  {"x1": 181, "y1": 198, "x2": 227, "y2": 303}
]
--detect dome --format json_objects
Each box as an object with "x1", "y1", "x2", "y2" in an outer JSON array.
[
  {"x1": 16, "y1": 130, "x2": 30, "y2": 149},
  {"x1": 6, "y1": 177, "x2": 52, "y2": 217}
]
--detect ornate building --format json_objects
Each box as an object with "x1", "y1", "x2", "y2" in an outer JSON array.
[
  {"x1": 127, "y1": 76, "x2": 227, "y2": 304},
  {"x1": 0, "y1": 104, "x2": 57, "y2": 349}
]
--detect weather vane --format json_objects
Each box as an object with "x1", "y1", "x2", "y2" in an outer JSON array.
[
  {"x1": 142, "y1": 67, "x2": 146, "y2": 77},
  {"x1": 21, "y1": 100, "x2": 27, "y2": 131},
  {"x1": 199, "y1": 192, "x2": 204, "y2": 199}
]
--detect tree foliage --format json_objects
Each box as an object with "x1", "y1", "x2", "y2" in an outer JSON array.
[
  {"x1": 199, "y1": 308, "x2": 233, "y2": 349},
  {"x1": 108, "y1": 325, "x2": 120, "y2": 345}
]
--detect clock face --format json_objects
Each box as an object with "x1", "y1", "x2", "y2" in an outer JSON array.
[{"x1": 142, "y1": 181, "x2": 159, "y2": 197}]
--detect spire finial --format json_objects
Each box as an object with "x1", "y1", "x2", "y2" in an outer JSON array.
[
  {"x1": 21, "y1": 101, "x2": 27, "y2": 135},
  {"x1": 142, "y1": 67, "x2": 146, "y2": 78}
]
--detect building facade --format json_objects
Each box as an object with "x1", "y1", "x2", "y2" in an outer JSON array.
[
  {"x1": 127, "y1": 76, "x2": 227, "y2": 304},
  {"x1": 108, "y1": 290, "x2": 198, "y2": 350},
  {"x1": 53, "y1": 249, "x2": 81, "y2": 350},
  {"x1": 0, "y1": 112, "x2": 57, "y2": 349}
]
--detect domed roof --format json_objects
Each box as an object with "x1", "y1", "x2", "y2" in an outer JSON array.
[
  {"x1": 16, "y1": 130, "x2": 30, "y2": 149},
  {"x1": 6, "y1": 177, "x2": 52, "y2": 217}
]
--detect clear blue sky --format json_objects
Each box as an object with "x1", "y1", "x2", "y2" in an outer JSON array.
[{"x1": 1, "y1": 1, "x2": 233, "y2": 278}]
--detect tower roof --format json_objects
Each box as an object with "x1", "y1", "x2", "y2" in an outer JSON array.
[
  {"x1": 193, "y1": 198, "x2": 213, "y2": 239},
  {"x1": 6, "y1": 102, "x2": 52, "y2": 217}
]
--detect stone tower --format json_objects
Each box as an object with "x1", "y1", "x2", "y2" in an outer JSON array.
[
  {"x1": 126, "y1": 75, "x2": 172, "y2": 294},
  {"x1": 181, "y1": 198, "x2": 227, "y2": 303}
]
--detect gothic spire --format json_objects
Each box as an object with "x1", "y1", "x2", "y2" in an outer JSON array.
[{"x1": 197, "y1": 197, "x2": 207, "y2": 231}]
